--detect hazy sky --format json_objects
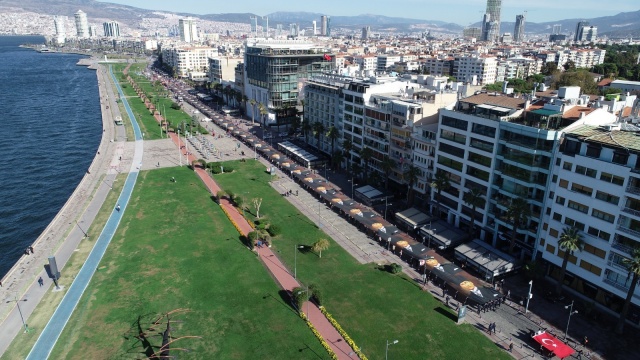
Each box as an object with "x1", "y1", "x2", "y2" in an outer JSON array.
[{"x1": 98, "y1": 0, "x2": 638, "y2": 25}]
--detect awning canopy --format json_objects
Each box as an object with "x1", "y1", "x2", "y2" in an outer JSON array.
[
  {"x1": 419, "y1": 221, "x2": 468, "y2": 249},
  {"x1": 354, "y1": 185, "x2": 387, "y2": 206},
  {"x1": 532, "y1": 332, "x2": 574, "y2": 359},
  {"x1": 395, "y1": 207, "x2": 433, "y2": 230},
  {"x1": 454, "y1": 239, "x2": 519, "y2": 278}
]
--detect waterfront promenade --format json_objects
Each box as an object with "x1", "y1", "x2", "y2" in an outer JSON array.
[{"x1": 0, "y1": 59, "x2": 131, "y2": 355}]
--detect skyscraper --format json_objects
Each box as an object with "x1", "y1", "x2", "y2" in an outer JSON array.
[
  {"x1": 574, "y1": 21, "x2": 589, "y2": 42},
  {"x1": 321, "y1": 15, "x2": 328, "y2": 36},
  {"x1": 513, "y1": 14, "x2": 525, "y2": 43},
  {"x1": 103, "y1": 21, "x2": 120, "y2": 37},
  {"x1": 362, "y1": 26, "x2": 370, "y2": 40},
  {"x1": 552, "y1": 24, "x2": 562, "y2": 35},
  {"x1": 179, "y1": 17, "x2": 198, "y2": 43},
  {"x1": 482, "y1": 0, "x2": 502, "y2": 42},
  {"x1": 312, "y1": 20, "x2": 317, "y2": 36},
  {"x1": 74, "y1": 10, "x2": 89, "y2": 38},
  {"x1": 54, "y1": 16, "x2": 66, "y2": 44}
]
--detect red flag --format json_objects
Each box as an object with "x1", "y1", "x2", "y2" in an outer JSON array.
[{"x1": 323, "y1": 54, "x2": 331, "y2": 61}]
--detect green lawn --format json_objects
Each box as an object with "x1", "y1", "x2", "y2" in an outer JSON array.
[
  {"x1": 215, "y1": 160, "x2": 511, "y2": 360},
  {"x1": 48, "y1": 167, "x2": 327, "y2": 359}
]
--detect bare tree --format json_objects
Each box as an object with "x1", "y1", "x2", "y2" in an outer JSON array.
[{"x1": 252, "y1": 198, "x2": 263, "y2": 218}]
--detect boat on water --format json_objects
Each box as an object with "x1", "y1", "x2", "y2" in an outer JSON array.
[{"x1": 38, "y1": 48, "x2": 57, "y2": 53}]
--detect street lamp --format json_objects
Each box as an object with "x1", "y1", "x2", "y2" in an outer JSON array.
[
  {"x1": 6, "y1": 297, "x2": 29, "y2": 333},
  {"x1": 296, "y1": 287, "x2": 310, "y2": 318},
  {"x1": 349, "y1": 177, "x2": 358, "y2": 199},
  {"x1": 386, "y1": 339, "x2": 399, "y2": 360},
  {"x1": 294, "y1": 244, "x2": 305, "y2": 279},
  {"x1": 384, "y1": 197, "x2": 393, "y2": 220},
  {"x1": 525, "y1": 280, "x2": 533, "y2": 313},
  {"x1": 425, "y1": 222, "x2": 435, "y2": 249},
  {"x1": 564, "y1": 300, "x2": 578, "y2": 339},
  {"x1": 177, "y1": 129, "x2": 182, "y2": 166}
]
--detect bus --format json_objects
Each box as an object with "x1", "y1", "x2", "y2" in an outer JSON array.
[{"x1": 221, "y1": 106, "x2": 240, "y2": 117}]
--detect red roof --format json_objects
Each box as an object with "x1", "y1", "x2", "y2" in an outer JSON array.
[{"x1": 597, "y1": 78, "x2": 613, "y2": 87}]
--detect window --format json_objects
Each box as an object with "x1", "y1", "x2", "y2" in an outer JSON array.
[
  {"x1": 612, "y1": 152, "x2": 629, "y2": 165},
  {"x1": 440, "y1": 130, "x2": 466, "y2": 144},
  {"x1": 559, "y1": 179, "x2": 568, "y2": 188},
  {"x1": 575, "y1": 165, "x2": 597, "y2": 178},
  {"x1": 467, "y1": 166, "x2": 490, "y2": 181},
  {"x1": 470, "y1": 138, "x2": 494, "y2": 153},
  {"x1": 579, "y1": 260, "x2": 602, "y2": 276},
  {"x1": 571, "y1": 183, "x2": 593, "y2": 197},
  {"x1": 546, "y1": 244, "x2": 556, "y2": 254},
  {"x1": 568, "y1": 200, "x2": 589, "y2": 213},
  {"x1": 600, "y1": 172, "x2": 624, "y2": 186},
  {"x1": 557, "y1": 250, "x2": 578, "y2": 264},
  {"x1": 549, "y1": 228, "x2": 559, "y2": 238},
  {"x1": 583, "y1": 244, "x2": 606, "y2": 259},
  {"x1": 439, "y1": 143, "x2": 465, "y2": 158},
  {"x1": 563, "y1": 161, "x2": 573, "y2": 170},
  {"x1": 564, "y1": 217, "x2": 585, "y2": 231},
  {"x1": 471, "y1": 123, "x2": 496, "y2": 137},
  {"x1": 595, "y1": 191, "x2": 620, "y2": 205},
  {"x1": 468, "y1": 152, "x2": 492, "y2": 167},
  {"x1": 555, "y1": 196, "x2": 566, "y2": 205},
  {"x1": 441, "y1": 116, "x2": 468, "y2": 130},
  {"x1": 553, "y1": 212, "x2": 562, "y2": 221},
  {"x1": 438, "y1": 155, "x2": 463, "y2": 172},
  {"x1": 592, "y1": 209, "x2": 615, "y2": 223},
  {"x1": 586, "y1": 145, "x2": 601, "y2": 158},
  {"x1": 587, "y1": 227, "x2": 611, "y2": 241}
]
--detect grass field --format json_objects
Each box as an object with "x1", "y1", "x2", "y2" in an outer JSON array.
[
  {"x1": 215, "y1": 160, "x2": 511, "y2": 360},
  {"x1": 46, "y1": 167, "x2": 327, "y2": 359}
]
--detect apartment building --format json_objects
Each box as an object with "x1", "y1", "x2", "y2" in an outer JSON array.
[
  {"x1": 556, "y1": 48, "x2": 606, "y2": 69},
  {"x1": 207, "y1": 56, "x2": 243, "y2": 86},
  {"x1": 541, "y1": 118, "x2": 640, "y2": 324},
  {"x1": 377, "y1": 55, "x2": 402, "y2": 72},
  {"x1": 454, "y1": 55, "x2": 497, "y2": 85},
  {"x1": 161, "y1": 45, "x2": 218, "y2": 78}
]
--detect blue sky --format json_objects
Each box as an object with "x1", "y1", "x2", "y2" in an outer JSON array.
[{"x1": 99, "y1": 0, "x2": 638, "y2": 25}]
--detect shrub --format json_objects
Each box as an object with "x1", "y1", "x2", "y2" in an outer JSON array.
[
  {"x1": 257, "y1": 223, "x2": 267, "y2": 231},
  {"x1": 170, "y1": 102, "x2": 181, "y2": 110},
  {"x1": 388, "y1": 263, "x2": 402, "y2": 274},
  {"x1": 247, "y1": 231, "x2": 259, "y2": 242},
  {"x1": 292, "y1": 287, "x2": 309, "y2": 311},
  {"x1": 216, "y1": 190, "x2": 226, "y2": 199},
  {"x1": 308, "y1": 283, "x2": 324, "y2": 305},
  {"x1": 267, "y1": 224, "x2": 281, "y2": 236}
]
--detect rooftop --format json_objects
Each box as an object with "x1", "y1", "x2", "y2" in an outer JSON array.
[
  {"x1": 566, "y1": 124, "x2": 640, "y2": 152},
  {"x1": 460, "y1": 93, "x2": 526, "y2": 110}
]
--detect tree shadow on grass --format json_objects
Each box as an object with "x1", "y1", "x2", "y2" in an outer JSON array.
[
  {"x1": 434, "y1": 306, "x2": 458, "y2": 322},
  {"x1": 264, "y1": 290, "x2": 299, "y2": 316},
  {"x1": 121, "y1": 313, "x2": 159, "y2": 359}
]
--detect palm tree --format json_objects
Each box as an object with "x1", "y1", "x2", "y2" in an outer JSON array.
[
  {"x1": 615, "y1": 247, "x2": 640, "y2": 334},
  {"x1": 342, "y1": 138, "x2": 354, "y2": 172},
  {"x1": 359, "y1": 147, "x2": 373, "y2": 181},
  {"x1": 241, "y1": 95, "x2": 248, "y2": 115},
  {"x1": 351, "y1": 163, "x2": 363, "y2": 182},
  {"x1": 302, "y1": 121, "x2": 312, "y2": 144},
  {"x1": 431, "y1": 170, "x2": 450, "y2": 217},
  {"x1": 249, "y1": 99, "x2": 257, "y2": 124},
  {"x1": 380, "y1": 156, "x2": 396, "y2": 190},
  {"x1": 312, "y1": 238, "x2": 330, "y2": 258},
  {"x1": 555, "y1": 227, "x2": 584, "y2": 295},
  {"x1": 403, "y1": 165, "x2": 420, "y2": 204},
  {"x1": 331, "y1": 150, "x2": 345, "y2": 171},
  {"x1": 258, "y1": 103, "x2": 268, "y2": 127},
  {"x1": 312, "y1": 121, "x2": 325, "y2": 149},
  {"x1": 506, "y1": 197, "x2": 531, "y2": 254},
  {"x1": 463, "y1": 188, "x2": 485, "y2": 237},
  {"x1": 326, "y1": 126, "x2": 339, "y2": 165}
]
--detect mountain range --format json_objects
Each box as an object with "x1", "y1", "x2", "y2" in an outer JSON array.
[{"x1": 2, "y1": 0, "x2": 639, "y2": 37}]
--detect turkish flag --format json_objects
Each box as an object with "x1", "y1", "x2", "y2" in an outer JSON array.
[
  {"x1": 323, "y1": 54, "x2": 331, "y2": 61},
  {"x1": 532, "y1": 332, "x2": 575, "y2": 359}
]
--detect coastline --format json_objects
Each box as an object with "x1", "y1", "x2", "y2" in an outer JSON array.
[{"x1": 0, "y1": 57, "x2": 129, "y2": 339}]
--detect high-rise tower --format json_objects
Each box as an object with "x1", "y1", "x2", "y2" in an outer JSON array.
[
  {"x1": 514, "y1": 14, "x2": 525, "y2": 43},
  {"x1": 54, "y1": 16, "x2": 66, "y2": 44},
  {"x1": 74, "y1": 10, "x2": 89, "y2": 38},
  {"x1": 321, "y1": 15, "x2": 328, "y2": 36},
  {"x1": 482, "y1": 0, "x2": 502, "y2": 42},
  {"x1": 179, "y1": 18, "x2": 198, "y2": 43}
]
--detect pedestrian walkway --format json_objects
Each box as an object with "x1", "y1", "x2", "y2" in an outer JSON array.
[{"x1": 26, "y1": 64, "x2": 144, "y2": 360}]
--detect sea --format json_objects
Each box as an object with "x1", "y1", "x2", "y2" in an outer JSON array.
[{"x1": 0, "y1": 35, "x2": 102, "y2": 277}]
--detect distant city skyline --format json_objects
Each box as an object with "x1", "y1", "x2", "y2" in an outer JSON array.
[{"x1": 98, "y1": 0, "x2": 638, "y2": 25}]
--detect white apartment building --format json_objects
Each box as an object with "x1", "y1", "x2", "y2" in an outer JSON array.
[
  {"x1": 496, "y1": 57, "x2": 542, "y2": 82},
  {"x1": 411, "y1": 123, "x2": 438, "y2": 203},
  {"x1": 454, "y1": 55, "x2": 497, "y2": 85},
  {"x1": 53, "y1": 16, "x2": 66, "y2": 45},
  {"x1": 353, "y1": 55, "x2": 377, "y2": 72},
  {"x1": 207, "y1": 57, "x2": 243, "y2": 86},
  {"x1": 556, "y1": 48, "x2": 606, "y2": 69},
  {"x1": 74, "y1": 10, "x2": 89, "y2": 39},
  {"x1": 540, "y1": 119, "x2": 640, "y2": 325},
  {"x1": 179, "y1": 17, "x2": 199, "y2": 43},
  {"x1": 161, "y1": 46, "x2": 218, "y2": 78},
  {"x1": 377, "y1": 55, "x2": 402, "y2": 72}
]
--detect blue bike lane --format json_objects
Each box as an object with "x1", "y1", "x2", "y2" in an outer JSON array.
[{"x1": 27, "y1": 64, "x2": 144, "y2": 360}]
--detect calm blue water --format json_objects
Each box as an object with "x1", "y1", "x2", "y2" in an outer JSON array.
[{"x1": 0, "y1": 36, "x2": 101, "y2": 277}]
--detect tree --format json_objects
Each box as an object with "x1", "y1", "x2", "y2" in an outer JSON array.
[
  {"x1": 326, "y1": 126, "x2": 339, "y2": 165},
  {"x1": 380, "y1": 156, "x2": 396, "y2": 190},
  {"x1": 431, "y1": 170, "x2": 450, "y2": 217},
  {"x1": 615, "y1": 247, "x2": 640, "y2": 334},
  {"x1": 249, "y1": 99, "x2": 257, "y2": 124},
  {"x1": 252, "y1": 198, "x2": 263, "y2": 219},
  {"x1": 556, "y1": 227, "x2": 584, "y2": 295},
  {"x1": 292, "y1": 286, "x2": 309, "y2": 311},
  {"x1": 463, "y1": 188, "x2": 485, "y2": 237},
  {"x1": 359, "y1": 147, "x2": 373, "y2": 181},
  {"x1": 403, "y1": 165, "x2": 420, "y2": 204},
  {"x1": 302, "y1": 121, "x2": 312, "y2": 145},
  {"x1": 241, "y1": 95, "x2": 248, "y2": 115},
  {"x1": 331, "y1": 150, "x2": 344, "y2": 171},
  {"x1": 258, "y1": 103, "x2": 268, "y2": 128},
  {"x1": 563, "y1": 60, "x2": 576, "y2": 72},
  {"x1": 342, "y1": 138, "x2": 354, "y2": 172},
  {"x1": 506, "y1": 197, "x2": 531, "y2": 254},
  {"x1": 542, "y1": 62, "x2": 559, "y2": 76},
  {"x1": 312, "y1": 121, "x2": 325, "y2": 149},
  {"x1": 312, "y1": 238, "x2": 330, "y2": 258}
]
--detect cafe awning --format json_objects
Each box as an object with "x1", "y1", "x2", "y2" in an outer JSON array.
[{"x1": 395, "y1": 207, "x2": 433, "y2": 230}]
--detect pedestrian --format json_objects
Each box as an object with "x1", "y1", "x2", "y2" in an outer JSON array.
[
  {"x1": 445, "y1": 295, "x2": 450, "y2": 306},
  {"x1": 116, "y1": 204, "x2": 121, "y2": 212},
  {"x1": 583, "y1": 336, "x2": 588, "y2": 347},
  {"x1": 509, "y1": 343, "x2": 514, "y2": 352},
  {"x1": 29, "y1": 246, "x2": 34, "y2": 254},
  {"x1": 507, "y1": 290, "x2": 511, "y2": 300},
  {"x1": 38, "y1": 277, "x2": 43, "y2": 287}
]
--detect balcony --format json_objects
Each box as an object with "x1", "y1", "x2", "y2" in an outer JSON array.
[
  {"x1": 603, "y1": 277, "x2": 630, "y2": 291},
  {"x1": 612, "y1": 240, "x2": 635, "y2": 255},
  {"x1": 626, "y1": 185, "x2": 640, "y2": 196},
  {"x1": 622, "y1": 207, "x2": 640, "y2": 218},
  {"x1": 616, "y1": 224, "x2": 640, "y2": 238}
]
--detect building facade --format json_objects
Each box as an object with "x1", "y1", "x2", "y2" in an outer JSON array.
[
  {"x1": 179, "y1": 18, "x2": 199, "y2": 43},
  {"x1": 74, "y1": 10, "x2": 89, "y2": 39},
  {"x1": 161, "y1": 46, "x2": 218, "y2": 78},
  {"x1": 513, "y1": 14, "x2": 525, "y2": 43},
  {"x1": 103, "y1": 21, "x2": 120, "y2": 37}
]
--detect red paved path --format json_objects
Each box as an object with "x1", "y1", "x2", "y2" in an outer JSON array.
[{"x1": 162, "y1": 129, "x2": 358, "y2": 359}]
